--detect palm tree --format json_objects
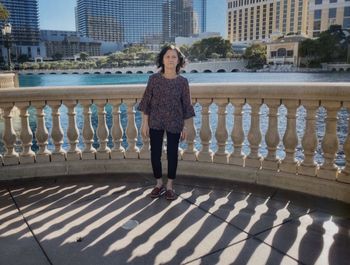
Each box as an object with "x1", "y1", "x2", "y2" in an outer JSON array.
[{"x1": 0, "y1": 3, "x2": 9, "y2": 21}]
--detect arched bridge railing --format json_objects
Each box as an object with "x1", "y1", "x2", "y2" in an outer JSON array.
[{"x1": 0, "y1": 83, "x2": 350, "y2": 203}]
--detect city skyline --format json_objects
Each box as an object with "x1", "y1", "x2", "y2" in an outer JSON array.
[{"x1": 38, "y1": 0, "x2": 226, "y2": 37}]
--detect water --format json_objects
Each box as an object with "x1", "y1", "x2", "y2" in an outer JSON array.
[
  {"x1": 3, "y1": 72, "x2": 350, "y2": 167},
  {"x1": 19, "y1": 72, "x2": 350, "y2": 87}
]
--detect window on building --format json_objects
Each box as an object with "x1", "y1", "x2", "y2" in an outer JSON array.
[
  {"x1": 314, "y1": 20, "x2": 321, "y2": 30},
  {"x1": 345, "y1": 7, "x2": 350, "y2": 17},
  {"x1": 271, "y1": 51, "x2": 277, "y2": 57},
  {"x1": 315, "y1": 0, "x2": 322, "y2": 4},
  {"x1": 277, "y1": 48, "x2": 286, "y2": 57},
  {"x1": 329, "y1": 0, "x2": 337, "y2": 3},
  {"x1": 314, "y1": 10, "x2": 322, "y2": 20},
  {"x1": 287, "y1": 50, "x2": 293, "y2": 57},
  {"x1": 329, "y1": 8, "x2": 336, "y2": 18},
  {"x1": 344, "y1": 18, "x2": 350, "y2": 29}
]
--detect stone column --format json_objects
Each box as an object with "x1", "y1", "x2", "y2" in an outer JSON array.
[
  {"x1": 124, "y1": 99, "x2": 139, "y2": 159},
  {"x1": 17, "y1": 102, "x2": 35, "y2": 164},
  {"x1": 197, "y1": 99, "x2": 213, "y2": 162},
  {"x1": 32, "y1": 101, "x2": 51, "y2": 163},
  {"x1": 262, "y1": 99, "x2": 280, "y2": 170},
  {"x1": 182, "y1": 117, "x2": 197, "y2": 161},
  {"x1": 48, "y1": 100, "x2": 66, "y2": 162},
  {"x1": 338, "y1": 102, "x2": 350, "y2": 183},
  {"x1": 318, "y1": 101, "x2": 340, "y2": 180},
  {"x1": 95, "y1": 99, "x2": 111, "y2": 160},
  {"x1": 279, "y1": 99, "x2": 299, "y2": 174},
  {"x1": 1, "y1": 103, "x2": 19, "y2": 165},
  {"x1": 81, "y1": 100, "x2": 96, "y2": 160},
  {"x1": 64, "y1": 100, "x2": 81, "y2": 160},
  {"x1": 213, "y1": 99, "x2": 229, "y2": 164},
  {"x1": 110, "y1": 99, "x2": 125, "y2": 159},
  {"x1": 229, "y1": 99, "x2": 245, "y2": 166},
  {"x1": 245, "y1": 99, "x2": 262, "y2": 168},
  {"x1": 298, "y1": 100, "x2": 319, "y2": 176}
]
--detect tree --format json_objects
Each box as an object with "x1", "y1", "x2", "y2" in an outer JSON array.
[
  {"x1": 52, "y1": 53, "x2": 63, "y2": 61},
  {"x1": 79, "y1": 52, "x2": 89, "y2": 61},
  {"x1": 244, "y1": 44, "x2": 266, "y2": 69},
  {"x1": 0, "y1": 3, "x2": 9, "y2": 21},
  {"x1": 188, "y1": 37, "x2": 232, "y2": 61},
  {"x1": 299, "y1": 39, "x2": 319, "y2": 67}
]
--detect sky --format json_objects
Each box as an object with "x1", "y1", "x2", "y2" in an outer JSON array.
[{"x1": 38, "y1": 0, "x2": 227, "y2": 37}]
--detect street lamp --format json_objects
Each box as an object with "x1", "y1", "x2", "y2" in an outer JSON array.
[{"x1": 1, "y1": 22, "x2": 12, "y2": 70}]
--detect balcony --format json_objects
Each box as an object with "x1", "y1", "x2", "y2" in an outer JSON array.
[{"x1": 0, "y1": 73, "x2": 350, "y2": 264}]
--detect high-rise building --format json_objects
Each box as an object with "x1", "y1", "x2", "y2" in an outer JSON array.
[
  {"x1": 0, "y1": 0, "x2": 41, "y2": 60},
  {"x1": 308, "y1": 0, "x2": 350, "y2": 38},
  {"x1": 227, "y1": 0, "x2": 309, "y2": 44},
  {"x1": 76, "y1": 0, "x2": 206, "y2": 45}
]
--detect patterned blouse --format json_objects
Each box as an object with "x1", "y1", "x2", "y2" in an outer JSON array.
[{"x1": 137, "y1": 73, "x2": 195, "y2": 134}]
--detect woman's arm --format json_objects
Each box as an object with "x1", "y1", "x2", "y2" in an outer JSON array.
[{"x1": 141, "y1": 114, "x2": 150, "y2": 138}]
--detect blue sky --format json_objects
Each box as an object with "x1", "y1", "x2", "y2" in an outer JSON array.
[{"x1": 38, "y1": 0, "x2": 226, "y2": 37}]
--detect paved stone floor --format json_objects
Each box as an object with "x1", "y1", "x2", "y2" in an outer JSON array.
[{"x1": 0, "y1": 174, "x2": 349, "y2": 265}]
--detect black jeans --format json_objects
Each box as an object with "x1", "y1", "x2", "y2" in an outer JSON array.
[{"x1": 149, "y1": 128, "x2": 181, "y2": 180}]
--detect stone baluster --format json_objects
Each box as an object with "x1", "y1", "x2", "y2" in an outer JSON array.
[
  {"x1": 64, "y1": 100, "x2": 81, "y2": 160},
  {"x1": 229, "y1": 99, "x2": 245, "y2": 166},
  {"x1": 318, "y1": 101, "x2": 341, "y2": 180},
  {"x1": 182, "y1": 117, "x2": 197, "y2": 161},
  {"x1": 48, "y1": 100, "x2": 66, "y2": 162},
  {"x1": 17, "y1": 102, "x2": 35, "y2": 164},
  {"x1": 298, "y1": 100, "x2": 319, "y2": 176},
  {"x1": 32, "y1": 101, "x2": 51, "y2": 163},
  {"x1": 1, "y1": 103, "x2": 19, "y2": 165},
  {"x1": 138, "y1": 112, "x2": 150, "y2": 159},
  {"x1": 124, "y1": 99, "x2": 139, "y2": 159},
  {"x1": 95, "y1": 99, "x2": 111, "y2": 160},
  {"x1": 338, "y1": 102, "x2": 350, "y2": 183},
  {"x1": 213, "y1": 100, "x2": 229, "y2": 163},
  {"x1": 197, "y1": 99, "x2": 213, "y2": 162},
  {"x1": 245, "y1": 99, "x2": 262, "y2": 168},
  {"x1": 279, "y1": 100, "x2": 299, "y2": 173},
  {"x1": 81, "y1": 100, "x2": 96, "y2": 160},
  {"x1": 262, "y1": 99, "x2": 280, "y2": 170},
  {"x1": 110, "y1": 99, "x2": 125, "y2": 159}
]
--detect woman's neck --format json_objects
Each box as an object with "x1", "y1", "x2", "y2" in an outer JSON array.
[{"x1": 163, "y1": 69, "x2": 177, "y2": 79}]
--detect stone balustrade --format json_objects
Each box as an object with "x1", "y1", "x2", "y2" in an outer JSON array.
[{"x1": 0, "y1": 83, "x2": 350, "y2": 203}]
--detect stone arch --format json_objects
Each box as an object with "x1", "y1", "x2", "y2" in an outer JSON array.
[
  {"x1": 72, "y1": 72, "x2": 79, "y2": 74},
  {"x1": 38, "y1": 73, "x2": 45, "y2": 75},
  {"x1": 105, "y1": 71, "x2": 112, "y2": 74},
  {"x1": 217, "y1": 69, "x2": 226, "y2": 73},
  {"x1": 50, "y1": 72, "x2": 57, "y2": 75},
  {"x1": 62, "y1": 72, "x2": 68, "y2": 75},
  {"x1": 190, "y1": 70, "x2": 198, "y2": 73},
  {"x1": 231, "y1": 69, "x2": 239, "y2": 72},
  {"x1": 136, "y1": 71, "x2": 143, "y2": 74},
  {"x1": 83, "y1": 72, "x2": 90, "y2": 74},
  {"x1": 116, "y1": 71, "x2": 122, "y2": 74},
  {"x1": 331, "y1": 68, "x2": 337, "y2": 72},
  {"x1": 203, "y1": 69, "x2": 212, "y2": 73},
  {"x1": 126, "y1": 71, "x2": 133, "y2": 74},
  {"x1": 180, "y1": 70, "x2": 186, "y2": 73},
  {"x1": 94, "y1": 72, "x2": 101, "y2": 74},
  {"x1": 147, "y1": 71, "x2": 154, "y2": 74}
]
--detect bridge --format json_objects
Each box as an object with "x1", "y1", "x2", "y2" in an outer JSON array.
[{"x1": 18, "y1": 60, "x2": 247, "y2": 75}]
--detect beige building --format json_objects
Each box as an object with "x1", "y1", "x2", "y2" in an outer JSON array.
[
  {"x1": 266, "y1": 35, "x2": 307, "y2": 65},
  {"x1": 308, "y1": 0, "x2": 350, "y2": 37},
  {"x1": 227, "y1": 0, "x2": 309, "y2": 44}
]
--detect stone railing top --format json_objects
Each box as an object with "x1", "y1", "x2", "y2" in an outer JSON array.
[{"x1": 0, "y1": 82, "x2": 350, "y2": 103}]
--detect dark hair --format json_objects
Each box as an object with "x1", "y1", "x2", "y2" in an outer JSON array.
[{"x1": 156, "y1": 44, "x2": 185, "y2": 74}]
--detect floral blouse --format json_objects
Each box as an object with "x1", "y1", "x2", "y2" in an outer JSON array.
[{"x1": 137, "y1": 73, "x2": 195, "y2": 134}]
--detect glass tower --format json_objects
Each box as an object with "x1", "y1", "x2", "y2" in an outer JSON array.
[
  {"x1": 0, "y1": 0, "x2": 40, "y2": 45},
  {"x1": 76, "y1": 0, "x2": 207, "y2": 44}
]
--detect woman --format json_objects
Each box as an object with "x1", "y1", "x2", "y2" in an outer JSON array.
[{"x1": 138, "y1": 45, "x2": 195, "y2": 200}]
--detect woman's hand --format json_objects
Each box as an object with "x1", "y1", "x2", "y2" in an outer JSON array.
[
  {"x1": 141, "y1": 122, "x2": 149, "y2": 138},
  {"x1": 180, "y1": 127, "x2": 187, "y2": 141}
]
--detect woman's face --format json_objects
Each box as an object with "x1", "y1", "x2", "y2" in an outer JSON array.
[{"x1": 163, "y1": 49, "x2": 179, "y2": 71}]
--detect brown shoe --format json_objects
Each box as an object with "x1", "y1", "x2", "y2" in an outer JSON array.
[
  {"x1": 165, "y1": 189, "x2": 177, "y2": 200},
  {"x1": 150, "y1": 186, "x2": 166, "y2": 198}
]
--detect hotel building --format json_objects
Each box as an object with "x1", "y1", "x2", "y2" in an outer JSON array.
[
  {"x1": 227, "y1": 0, "x2": 309, "y2": 44},
  {"x1": 308, "y1": 0, "x2": 350, "y2": 37},
  {"x1": 0, "y1": 0, "x2": 42, "y2": 60}
]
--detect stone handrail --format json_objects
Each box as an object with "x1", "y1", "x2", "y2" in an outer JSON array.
[{"x1": 0, "y1": 83, "x2": 350, "y2": 203}]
